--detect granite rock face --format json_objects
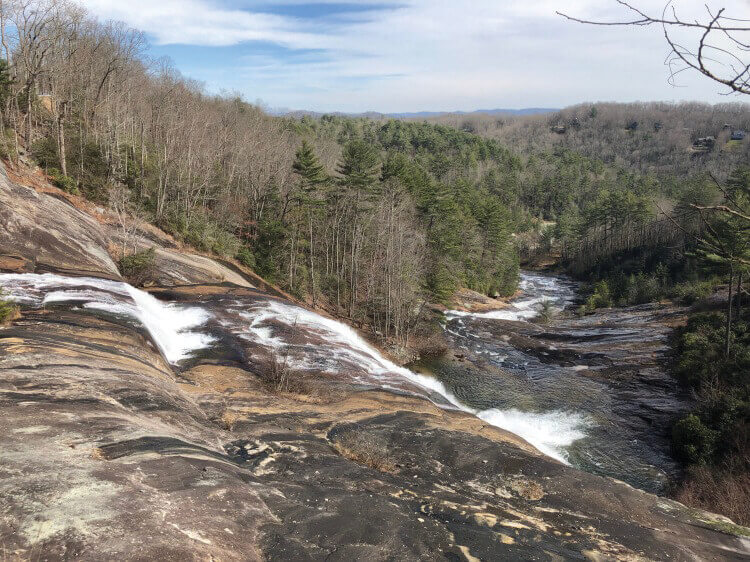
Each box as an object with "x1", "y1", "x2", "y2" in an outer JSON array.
[
  {"x1": 0, "y1": 162, "x2": 251, "y2": 287},
  {"x1": 1, "y1": 300, "x2": 749, "y2": 560},
  {"x1": 0, "y1": 166, "x2": 119, "y2": 278}
]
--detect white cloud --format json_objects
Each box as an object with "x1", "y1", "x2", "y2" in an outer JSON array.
[{"x1": 76, "y1": 0, "x2": 750, "y2": 112}]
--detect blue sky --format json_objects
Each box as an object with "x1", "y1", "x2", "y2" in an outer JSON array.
[{"x1": 78, "y1": 0, "x2": 749, "y2": 113}]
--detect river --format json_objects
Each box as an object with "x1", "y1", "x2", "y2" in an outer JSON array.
[
  {"x1": 0, "y1": 270, "x2": 689, "y2": 494},
  {"x1": 413, "y1": 271, "x2": 691, "y2": 493}
]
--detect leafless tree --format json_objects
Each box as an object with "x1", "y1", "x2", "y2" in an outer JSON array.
[
  {"x1": 108, "y1": 183, "x2": 143, "y2": 256},
  {"x1": 558, "y1": 1, "x2": 750, "y2": 96}
]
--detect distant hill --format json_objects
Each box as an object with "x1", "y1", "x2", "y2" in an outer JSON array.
[
  {"x1": 271, "y1": 107, "x2": 558, "y2": 119},
  {"x1": 389, "y1": 108, "x2": 558, "y2": 118},
  {"x1": 429, "y1": 101, "x2": 750, "y2": 179}
]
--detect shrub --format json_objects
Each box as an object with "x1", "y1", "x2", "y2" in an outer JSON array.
[
  {"x1": 236, "y1": 246, "x2": 256, "y2": 269},
  {"x1": 0, "y1": 290, "x2": 20, "y2": 325},
  {"x1": 627, "y1": 273, "x2": 662, "y2": 305},
  {"x1": 48, "y1": 167, "x2": 79, "y2": 195},
  {"x1": 674, "y1": 463, "x2": 750, "y2": 527},
  {"x1": 331, "y1": 428, "x2": 397, "y2": 473},
  {"x1": 257, "y1": 355, "x2": 314, "y2": 396},
  {"x1": 119, "y1": 247, "x2": 156, "y2": 286},
  {"x1": 30, "y1": 137, "x2": 58, "y2": 168},
  {"x1": 166, "y1": 212, "x2": 241, "y2": 258},
  {"x1": 585, "y1": 280, "x2": 613, "y2": 311},
  {"x1": 670, "y1": 279, "x2": 715, "y2": 305},
  {"x1": 0, "y1": 128, "x2": 15, "y2": 160},
  {"x1": 672, "y1": 414, "x2": 718, "y2": 465},
  {"x1": 673, "y1": 312, "x2": 727, "y2": 388}
]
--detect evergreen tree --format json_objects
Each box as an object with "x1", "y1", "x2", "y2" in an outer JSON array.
[
  {"x1": 336, "y1": 140, "x2": 381, "y2": 316},
  {"x1": 693, "y1": 167, "x2": 750, "y2": 355},
  {"x1": 292, "y1": 141, "x2": 329, "y2": 304},
  {"x1": 293, "y1": 140, "x2": 327, "y2": 197},
  {"x1": 337, "y1": 139, "x2": 381, "y2": 194}
]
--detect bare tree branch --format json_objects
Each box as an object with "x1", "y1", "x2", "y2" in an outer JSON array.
[{"x1": 558, "y1": 2, "x2": 750, "y2": 95}]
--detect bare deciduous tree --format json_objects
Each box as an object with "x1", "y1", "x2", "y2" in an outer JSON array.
[{"x1": 558, "y1": 1, "x2": 750, "y2": 96}]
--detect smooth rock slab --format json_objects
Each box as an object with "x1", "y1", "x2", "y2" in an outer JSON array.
[{"x1": 1, "y1": 305, "x2": 749, "y2": 560}]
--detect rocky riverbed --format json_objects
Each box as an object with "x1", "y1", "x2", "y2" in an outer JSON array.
[{"x1": 423, "y1": 272, "x2": 693, "y2": 493}]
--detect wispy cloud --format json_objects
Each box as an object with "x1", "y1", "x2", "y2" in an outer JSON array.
[{"x1": 77, "y1": 0, "x2": 750, "y2": 112}]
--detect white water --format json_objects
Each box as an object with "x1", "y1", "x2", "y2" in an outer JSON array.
[
  {"x1": 477, "y1": 409, "x2": 588, "y2": 463},
  {"x1": 227, "y1": 297, "x2": 587, "y2": 463},
  {"x1": 0, "y1": 273, "x2": 213, "y2": 364},
  {"x1": 447, "y1": 272, "x2": 577, "y2": 322},
  {"x1": 438, "y1": 272, "x2": 589, "y2": 461},
  {"x1": 1, "y1": 271, "x2": 587, "y2": 463}
]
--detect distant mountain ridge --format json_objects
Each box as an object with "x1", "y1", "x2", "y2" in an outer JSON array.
[{"x1": 270, "y1": 107, "x2": 558, "y2": 119}]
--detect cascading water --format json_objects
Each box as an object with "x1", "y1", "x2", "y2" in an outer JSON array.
[
  {"x1": 430, "y1": 271, "x2": 687, "y2": 493},
  {"x1": 446, "y1": 272, "x2": 578, "y2": 322},
  {"x1": 438, "y1": 272, "x2": 590, "y2": 463},
  {"x1": 218, "y1": 296, "x2": 588, "y2": 464},
  {"x1": 0, "y1": 271, "x2": 590, "y2": 466},
  {"x1": 4, "y1": 270, "x2": 676, "y2": 483},
  {"x1": 0, "y1": 273, "x2": 214, "y2": 364}
]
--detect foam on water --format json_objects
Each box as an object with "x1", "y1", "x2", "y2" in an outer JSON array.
[
  {"x1": 438, "y1": 271, "x2": 590, "y2": 461},
  {"x1": 0, "y1": 273, "x2": 213, "y2": 364},
  {"x1": 446, "y1": 272, "x2": 577, "y2": 322},
  {"x1": 231, "y1": 298, "x2": 587, "y2": 463},
  {"x1": 476, "y1": 409, "x2": 588, "y2": 463},
  {"x1": 1, "y1": 272, "x2": 589, "y2": 463},
  {"x1": 231, "y1": 299, "x2": 419, "y2": 378}
]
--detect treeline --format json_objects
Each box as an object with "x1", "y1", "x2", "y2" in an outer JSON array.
[
  {"x1": 0, "y1": 0, "x2": 520, "y2": 345},
  {"x1": 430, "y1": 102, "x2": 750, "y2": 179}
]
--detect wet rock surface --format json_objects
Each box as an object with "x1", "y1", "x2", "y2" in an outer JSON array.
[
  {"x1": 1, "y1": 296, "x2": 750, "y2": 560},
  {"x1": 438, "y1": 295, "x2": 694, "y2": 494}
]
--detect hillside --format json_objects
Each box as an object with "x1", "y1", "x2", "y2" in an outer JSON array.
[
  {"x1": 429, "y1": 102, "x2": 750, "y2": 179},
  {"x1": 275, "y1": 107, "x2": 558, "y2": 119},
  {"x1": 2, "y1": 156, "x2": 750, "y2": 560}
]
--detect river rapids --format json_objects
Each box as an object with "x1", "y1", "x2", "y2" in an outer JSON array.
[{"x1": 0, "y1": 271, "x2": 689, "y2": 494}]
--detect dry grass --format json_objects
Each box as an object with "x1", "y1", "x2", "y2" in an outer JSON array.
[
  {"x1": 510, "y1": 478, "x2": 545, "y2": 501},
  {"x1": 674, "y1": 464, "x2": 750, "y2": 527},
  {"x1": 257, "y1": 356, "x2": 343, "y2": 404},
  {"x1": 90, "y1": 447, "x2": 106, "y2": 461},
  {"x1": 331, "y1": 429, "x2": 398, "y2": 473},
  {"x1": 0, "y1": 298, "x2": 20, "y2": 326},
  {"x1": 259, "y1": 355, "x2": 304, "y2": 394}
]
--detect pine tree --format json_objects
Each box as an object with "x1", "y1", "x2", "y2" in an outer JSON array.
[
  {"x1": 337, "y1": 140, "x2": 381, "y2": 194},
  {"x1": 293, "y1": 140, "x2": 327, "y2": 198},
  {"x1": 292, "y1": 140, "x2": 328, "y2": 305},
  {"x1": 693, "y1": 168, "x2": 750, "y2": 356},
  {"x1": 336, "y1": 140, "x2": 381, "y2": 316}
]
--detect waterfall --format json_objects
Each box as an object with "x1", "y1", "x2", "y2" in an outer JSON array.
[
  {"x1": 0, "y1": 273, "x2": 213, "y2": 364},
  {"x1": 225, "y1": 298, "x2": 587, "y2": 463},
  {"x1": 1, "y1": 271, "x2": 588, "y2": 463}
]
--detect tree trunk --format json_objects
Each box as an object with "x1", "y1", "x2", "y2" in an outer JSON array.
[
  {"x1": 308, "y1": 212, "x2": 316, "y2": 307},
  {"x1": 26, "y1": 83, "x2": 32, "y2": 145},
  {"x1": 57, "y1": 102, "x2": 67, "y2": 177},
  {"x1": 725, "y1": 268, "x2": 734, "y2": 357},
  {"x1": 737, "y1": 272, "x2": 743, "y2": 321}
]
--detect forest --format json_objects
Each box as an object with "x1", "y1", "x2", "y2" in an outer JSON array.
[
  {"x1": 0, "y1": 0, "x2": 747, "y2": 526},
  {"x1": 431, "y1": 102, "x2": 750, "y2": 178}
]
